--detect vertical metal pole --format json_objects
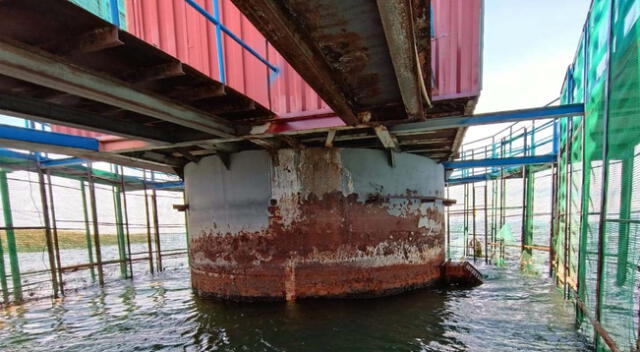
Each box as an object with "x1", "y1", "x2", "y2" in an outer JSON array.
[
  {"x1": 595, "y1": 1, "x2": 616, "y2": 346},
  {"x1": 500, "y1": 138, "x2": 506, "y2": 228},
  {"x1": 521, "y1": 128, "x2": 528, "y2": 256},
  {"x1": 577, "y1": 21, "x2": 590, "y2": 324},
  {"x1": 446, "y1": 186, "x2": 450, "y2": 260},
  {"x1": 80, "y1": 181, "x2": 96, "y2": 281},
  {"x1": 563, "y1": 117, "x2": 573, "y2": 299},
  {"x1": 484, "y1": 184, "x2": 488, "y2": 264},
  {"x1": 37, "y1": 166, "x2": 59, "y2": 298},
  {"x1": 151, "y1": 173, "x2": 163, "y2": 271},
  {"x1": 46, "y1": 171, "x2": 64, "y2": 294},
  {"x1": 550, "y1": 163, "x2": 558, "y2": 278},
  {"x1": 472, "y1": 185, "x2": 476, "y2": 261},
  {"x1": 183, "y1": 189, "x2": 191, "y2": 267},
  {"x1": 112, "y1": 166, "x2": 128, "y2": 278},
  {"x1": 87, "y1": 164, "x2": 104, "y2": 286},
  {"x1": 120, "y1": 166, "x2": 134, "y2": 279},
  {"x1": 463, "y1": 183, "x2": 468, "y2": 257},
  {"x1": 0, "y1": 171, "x2": 21, "y2": 301},
  {"x1": 615, "y1": 157, "x2": 633, "y2": 285},
  {"x1": 142, "y1": 172, "x2": 154, "y2": 274},
  {"x1": 0, "y1": 233, "x2": 9, "y2": 303}
]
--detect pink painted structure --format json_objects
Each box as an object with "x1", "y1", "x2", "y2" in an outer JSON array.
[{"x1": 52, "y1": 0, "x2": 482, "y2": 143}]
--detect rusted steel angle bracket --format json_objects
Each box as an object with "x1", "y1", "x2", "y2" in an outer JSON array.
[
  {"x1": 0, "y1": 38, "x2": 235, "y2": 138},
  {"x1": 376, "y1": 0, "x2": 424, "y2": 119},
  {"x1": 230, "y1": 0, "x2": 358, "y2": 125}
]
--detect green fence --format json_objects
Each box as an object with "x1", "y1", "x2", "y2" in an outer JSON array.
[{"x1": 553, "y1": 0, "x2": 640, "y2": 350}]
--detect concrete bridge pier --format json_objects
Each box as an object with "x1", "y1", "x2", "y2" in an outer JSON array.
[{"x1": 184, "y1": 148, "x2": 446, "y2": 300}]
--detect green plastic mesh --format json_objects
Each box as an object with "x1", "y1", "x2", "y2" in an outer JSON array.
[{"x1": 556, "y1": 0, "x2": 640, "y2": 350}]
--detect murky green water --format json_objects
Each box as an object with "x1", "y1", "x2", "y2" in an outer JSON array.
[{"x1": 0, "y1": 260, "x2": 590, "y2": 351}]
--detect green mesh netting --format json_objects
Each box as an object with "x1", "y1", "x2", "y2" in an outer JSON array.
[{"x1": 556, "y1": 0, "x2": 640, "y2": 350}]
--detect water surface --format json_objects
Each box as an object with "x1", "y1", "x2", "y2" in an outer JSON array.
[{"x1": 0, "y1": 260, "x2": 591, "y2": 351}]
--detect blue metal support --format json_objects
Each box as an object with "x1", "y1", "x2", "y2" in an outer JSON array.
[
  {"x1": 41, "y1": 157, "x2": 86, "y2": 168},
  {"x1": 443, "y1": 154, "x2": 557, "y2": 170},
  {"x1": 0, "y1": 149, "x2": 38, "y2": 162},
  {"x1": 0, "y1": 124, "x2": 99, "y2": 151},
  {"x1": 212, "y1": 0, "x2": 226, "y2": 84},
  {"x1": 109, "y1": 0, "x2": 120, "y2": 28},
  {"x1": 185, "y1": 0, "x2": 279, "y2": 74},
  {"x1": 391, "y1": 104, "x2": 584, "y2": 134},
  {"x1": 147, "y1": 181, "x2": 184, "y2": 190}
]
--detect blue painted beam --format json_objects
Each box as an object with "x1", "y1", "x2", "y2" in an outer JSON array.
[
  {"x1": 443, "y1": 154, "x2": 557, "y2": 169},
  {"x1": 0, "y1": 124, "x2": 99, "y2": 151},
  {"x1": 391, "y1": 104, "x2": 584, "y2": 134},
  {"x1": 0, "y1": 149, "x2": 38, "y2": 162},
  {"x1": 147, "y1": 181, "x2": 184, "y2": 190},
  {"x1": 447, "y1": 174, "x2": 492, "y2": 184},
  {"x1": 41, "y1": 157, "x2": 86, "y2": 168}
]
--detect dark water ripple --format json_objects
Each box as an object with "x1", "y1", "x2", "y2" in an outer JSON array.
[{"x1": 0, "y1": 261, "x2": 591, "y2": 351}]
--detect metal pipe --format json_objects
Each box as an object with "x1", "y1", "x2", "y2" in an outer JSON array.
[
  {"x1": 484, "y1": 184, "x2": 488, "y2": 264},
  {"x1": 563, "y1": 116, "x2": 573, "y2": 299},
  {"x1": 615, "y1": 157, "x2": 633, "y2": 285},
  {"x1": 184, "y1": 0, "x2": 279, "y2": 73},
  {"x1": 212, "y1": 0, "x2": 226, "y2": 84},
  {"x1": 79, "y1": 180, "x2": 96, "y2": 281},
  {"x1": 0, "y1": 235, "x2": 9, "y2": 303},
  {"x1": 463, "y1": 183, "x2": 468, "y2": 257},
  {"x1": 142, "y1": 172, "x2": 154, "y2": 274},
  {"x1": 472, "y1": 185, "x2": 476, "y2": 261},
  {"x1": 577, "y1": 118, "x2": 590, "y2": 324},
  {"x1": 446, "y1": 186, "x2": 450, "y2": 259},
  {"x1": 0, "y1": 171, "x2": 21, "y2": 301},
  {"x1": 46, "y1": 170, "x2": 64, "y2": 294},
  {"x1": 550, "y1": 163, "x2": 558, "y2": 278},
  {"x1": 86, "y1": 163, "x2": 104, "y2": 286},
  {"x1": 37, "y1": 165, "x2": 59, "y2": 297},
  {"x1": 151, "y1": 172, "x2": 163, "y2": 271},
  {"x1": 182, "y1": 189, "x2": 191, "y2": 267},
  {"x1": 521, "y1": 127, "x2": 528, "y2": 256},
  {"x1": 594, "y1": 1, "x2": 616, "y2": 346},
  {"x1": 120, "y1": 166, "x2": 134, "y2": 279},
  {"x1": 575, "y1": 296, "x2": 621, "y2": 352},
  {"x1": 111, "y1": 166, "x2": 128, "y2": 278}
]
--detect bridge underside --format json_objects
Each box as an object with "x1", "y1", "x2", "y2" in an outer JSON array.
[
  {"x1": 0, "y1": 0, "x2": 479, "y2": 176},
  {"x1": 0, "y1": 0, "x2": 491, "y2": 300}
]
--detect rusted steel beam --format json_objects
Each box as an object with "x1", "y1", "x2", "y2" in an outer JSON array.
[
  {"x1": 276, "y1": 135, "x2": 304, "y2": 149},
  {"x1": 168, "y1": 85, "x2": 226, "y2": 102},
  {"x1": 0, "y1": 94, "x2": 177, "y2": 144},
  {"x1": 230, "y1": 0, "x2": 358, "y2": 125},
  {"x1": 0, "y1": 136, "x2": 175, "y2": 173},
  {"x1": 374, "y1": 125, "x2": 400, "y2": 151},
  {"x1": 0, "y1": 38, "x2": 235, "y2": 138},
  {"x1": 575, "y1": 296, "x2": 621, "y2": 352},
  {"x1": 42, "y1": 27, "x2": 123, "y2": 55},
  {"x1": 121, "y1": 62, "x2": 185, "y2": 83},
  {"x1": 324, "y1": 130, "x2": 337, "y2": 148},
  {"x1": 376, "y1": 0, "x2": 424, "y2": 119}
]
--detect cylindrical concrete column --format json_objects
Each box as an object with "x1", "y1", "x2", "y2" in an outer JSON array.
[{"x1": 185, "y1": 148, "x2": 445, "y2": 300}]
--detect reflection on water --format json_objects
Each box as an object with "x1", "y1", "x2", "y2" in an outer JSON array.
[{"x1": 0, "y1": 259, "x2": 590, "y2": 351}]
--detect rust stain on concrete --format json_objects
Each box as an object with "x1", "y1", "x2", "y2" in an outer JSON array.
[
  {"x1": 186, "y1": 148, "x2": 447, "y2": 301},
  {"x1": 191, "y1": 190, "x2": 444, "y2": 301}
]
